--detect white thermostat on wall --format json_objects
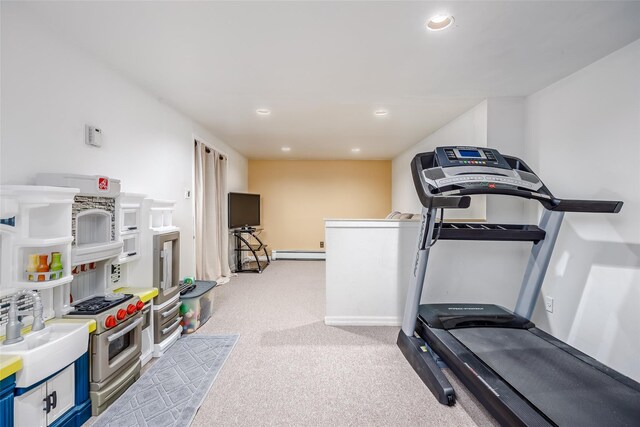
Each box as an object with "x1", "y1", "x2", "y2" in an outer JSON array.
[{"x1": 85, "y1": 125, "x2": 103, "y2": 147}]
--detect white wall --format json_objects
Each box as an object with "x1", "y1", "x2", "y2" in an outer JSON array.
[
  {"x1": 0, "y1": 7, "x2": 248, "y2": 277},
  {"x1": 524, "y1": 39, "x2": 640, "y2": 381},
  {"x1": 392, "y1": 100, "x2": 488, "y2": 219}
]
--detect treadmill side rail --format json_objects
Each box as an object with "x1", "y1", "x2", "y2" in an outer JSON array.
[{"x1": 396, "y1": 331, "x2": 455, "y2": 406}]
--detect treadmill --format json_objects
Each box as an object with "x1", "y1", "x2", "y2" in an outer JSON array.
[{"x1": 397, "y1": 146, "x2": 640, "y2": 426}]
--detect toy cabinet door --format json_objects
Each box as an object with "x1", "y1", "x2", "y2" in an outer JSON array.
[
  {"x1": 46, "y1": 364, "x2": 75, "y2": 425},
  {"x1": 14, "y1": 383, "x2": 47, "y2": 427}
]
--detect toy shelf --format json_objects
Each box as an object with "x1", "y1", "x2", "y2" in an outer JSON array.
[
  {"x1": 0, "y1": 185, "x2": 76, "y2": 241},
  {"x1": 11, "y1": 275, "x2": 74, "y2": 291},
  {"x1": 149, "y1": 199, "x2": 176, "y2": 230},
  {"x1": 0, "y1": 186, "x2": 78, "y2": 312},
  {"x1": 14, "y1": 236, "x2": 74, "y2": 247},
  {"x1": 118, "y1": 230, "x2": 141, "y2": 264},
  {"x1": 116, "y1": 193, "x2": 146, "y2": 265},
  {"x1": 12, "y1": 238, "x2": 73, "y2": 294}
]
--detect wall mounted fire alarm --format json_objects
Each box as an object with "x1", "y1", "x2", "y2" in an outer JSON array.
[{"x1": 85, "y1": 125, "x2": 103, "y2": 147}]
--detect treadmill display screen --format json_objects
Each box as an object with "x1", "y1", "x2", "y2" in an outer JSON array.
[{"x1": 458, "y1": 149, "x2": 482, "y2": 158}]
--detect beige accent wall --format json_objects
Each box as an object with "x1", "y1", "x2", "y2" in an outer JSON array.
[{"x1": 248, "y1": 160, "x2": 391, "y2": 251}]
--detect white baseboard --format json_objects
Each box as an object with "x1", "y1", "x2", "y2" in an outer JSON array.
[
  {"x1": 272, "y1": 250, "x2": 326, "y2": 260},
  {"x1": 324, "y1": 316, "x2": 401, "y2": 326}
]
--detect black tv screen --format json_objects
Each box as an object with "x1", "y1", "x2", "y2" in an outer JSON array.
[{"x1": 228, "y1": 192, "x2": 261, "y2": 229}]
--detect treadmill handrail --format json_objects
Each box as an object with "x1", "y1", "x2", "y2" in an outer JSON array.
[
  {"x1": 411, "y1": 151, "x2": 623, "y2": 214},
  {"x1": 545, "y1": 198, "x2": 623, "y2": 213}
]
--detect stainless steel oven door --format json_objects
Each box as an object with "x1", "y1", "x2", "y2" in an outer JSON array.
[{"x1": 91, "y1": 312, "x2": 143, "y2": 383}]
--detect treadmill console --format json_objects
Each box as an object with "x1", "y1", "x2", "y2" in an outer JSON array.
[
  {"x1": 412, "y1": 146, "x2": 623, "y2": 212},
  {"x1": 434, "y1": 146, "x2": 510, "y2": 170},
  {"x1": 420, "y1": 146, "x2": 546, "y2": 197}
]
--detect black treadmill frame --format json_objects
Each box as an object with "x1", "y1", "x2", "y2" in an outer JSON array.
[{"x1": 398, "y1": 147, "x2": 632, "y2": 426}]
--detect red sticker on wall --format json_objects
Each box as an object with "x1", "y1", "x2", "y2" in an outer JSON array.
[{"x1": 97, "y1": 177, "x2": 109, "y2": 191}]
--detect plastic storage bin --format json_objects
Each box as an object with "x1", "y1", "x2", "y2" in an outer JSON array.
[{"x1": 179, "y1": 280, "x2": 217, "y2": 334}]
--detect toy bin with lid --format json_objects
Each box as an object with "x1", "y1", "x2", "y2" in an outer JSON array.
[{"x1": 179, "y1": 280, "x2": 217, "y2": 334}]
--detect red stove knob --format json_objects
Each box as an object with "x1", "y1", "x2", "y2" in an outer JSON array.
[
  {"x1": 136, "y1": 301, "x2": 144, "y2": 311},
  {"x1": 127, "y1": 304, "x2": 136, "y2": 315},
  {"x1": 116, "y1": 309, "x2": 126, "y2": 321},
  {"x1": 105, "y1": 315, "x2": 116, "y2": 329}
]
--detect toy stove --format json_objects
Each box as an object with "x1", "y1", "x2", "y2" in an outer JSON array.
[
  {"x1": 71, "y1": 296, "x2": 125, "y2": 314},
  {"x1": 65, "y1": 292, "x2": 143, "y2": 415},
  {"x1": 67, "y1": 293, "x2": 144, "y2": 333}
]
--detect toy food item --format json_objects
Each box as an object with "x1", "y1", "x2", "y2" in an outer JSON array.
[
  {"x1": 49, "y1": 252, "x2": 63, "y2": 280},
  {"x1": 26, "y1": 254, "x2": 38, "y2": 281},
  {"x1": 37, "y1": 254, "x2": 49, "y2": 281}
]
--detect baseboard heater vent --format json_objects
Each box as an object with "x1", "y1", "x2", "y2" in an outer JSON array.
[{"x1": 272, "y1": 250, "x2": 326, "y2": 260}]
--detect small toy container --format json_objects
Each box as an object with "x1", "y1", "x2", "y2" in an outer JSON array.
[{"x1": 179, "y1": 280, "x2": 217, "y2": 334}]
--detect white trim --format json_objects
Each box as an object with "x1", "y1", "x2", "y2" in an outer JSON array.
[
  {"x1": 272, "y1": 250, "x2": 325, "y2": 260},
  {"x1": 325, "y1": 219, "x2": 420, "y2": 229},
  {"x1": 324, "y1": 316, "x2": 401, "y2": 326}
]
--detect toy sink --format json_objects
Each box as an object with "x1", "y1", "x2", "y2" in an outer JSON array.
[{"x1": 2, "y1": 322, "x2": 88, "y2": 387}]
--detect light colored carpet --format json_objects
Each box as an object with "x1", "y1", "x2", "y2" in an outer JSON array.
[{"x1": 190, "y1": 260, "x2": 497, "y2": 427}]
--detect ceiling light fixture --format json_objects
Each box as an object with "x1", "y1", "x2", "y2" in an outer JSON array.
[
  {"x1": 351, "y1": 148, "x2": 361, "y2": 153},
  {"x1": 426, "y1": 14, "x2": 454, "y2": 31},
  {"x1": 281, "y1": 147, "x2": 291, "y2": 152},
  {"x1": 374, "y1": 110, "x2": 388, "y2": 116},
  {"x1": 256, "y1": 109, "x2": 271, "y2": 115}
]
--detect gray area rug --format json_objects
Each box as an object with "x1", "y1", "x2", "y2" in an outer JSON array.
[{"x1": 93, "y1": 334, "x2": 239, "y2": 427}]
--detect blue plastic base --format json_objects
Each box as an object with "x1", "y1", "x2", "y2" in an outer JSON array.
[
  {"x1": 75, "y1": 399, "x2": 92, "y2": 427},
  {"x1": 0, "y1": 389, "x2": 14, "y2": 427},
  {"x1": 0, "y1": 374, "x2": 15, "y2": 427},
  {"x1": 50, "y1": 404, "x2": 76, "y2": 427},
  {"x1": 0, "y1": 375, "x2": 15, "y2": 395}
]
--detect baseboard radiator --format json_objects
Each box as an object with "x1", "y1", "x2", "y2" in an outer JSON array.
[{"x1": 272, "y1": 250, "x2": 326, "y2": 260}]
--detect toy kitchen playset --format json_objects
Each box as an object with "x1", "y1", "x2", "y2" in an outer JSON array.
[{"x1": 0, "y1": 174, "x2": 190, "y2": 426}]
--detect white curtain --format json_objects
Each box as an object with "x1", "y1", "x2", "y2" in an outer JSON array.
[{"x1": 194, "y1": 141, "x2": 231, "y2": 282}]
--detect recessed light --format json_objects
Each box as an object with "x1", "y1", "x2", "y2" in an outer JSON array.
[
  {"x1": 256, "y1": 109, "x2": 271, "y2": 115},
  {"x1": 426, "y1": 14, "x2": 454, "y2": 31},
  {"x1": 374, "y1": 110, "x2": 388, "y2": 116},
  {"x1": 351, "y1": 148, "x2": 361, "y2": 153},
  {"x1": 281, "y1": 147, "x2": 291, "y2": 152}
]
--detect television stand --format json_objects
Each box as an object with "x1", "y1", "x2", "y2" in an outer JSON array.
[{"x1": 232, "y1": 228, "x2": 270, "y2": 273}]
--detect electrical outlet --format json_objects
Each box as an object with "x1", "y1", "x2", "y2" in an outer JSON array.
[
  {"x1": 320, "y1": 241, "x2": 324, "y2": 248},
  {"x1": 545, "y1": 296, "x2": 554, "y2": 313}
]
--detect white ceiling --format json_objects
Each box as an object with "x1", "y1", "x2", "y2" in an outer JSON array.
[{"x1": 11, "y1": 1, "x2": 640, "y2": 159}]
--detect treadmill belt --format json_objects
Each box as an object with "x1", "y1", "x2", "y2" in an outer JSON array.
[{"x1": 450, "y1": 328, "x2": 640, "y2": 427}]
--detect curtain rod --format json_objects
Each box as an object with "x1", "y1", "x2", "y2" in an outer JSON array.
[{"x1": 195, "y1": 140, "x2": 227, "y2": 160}]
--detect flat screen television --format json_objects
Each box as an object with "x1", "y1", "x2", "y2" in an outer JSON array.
[{"x1": 228, "y1": 192, "x2": 261, "y2": 229}]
